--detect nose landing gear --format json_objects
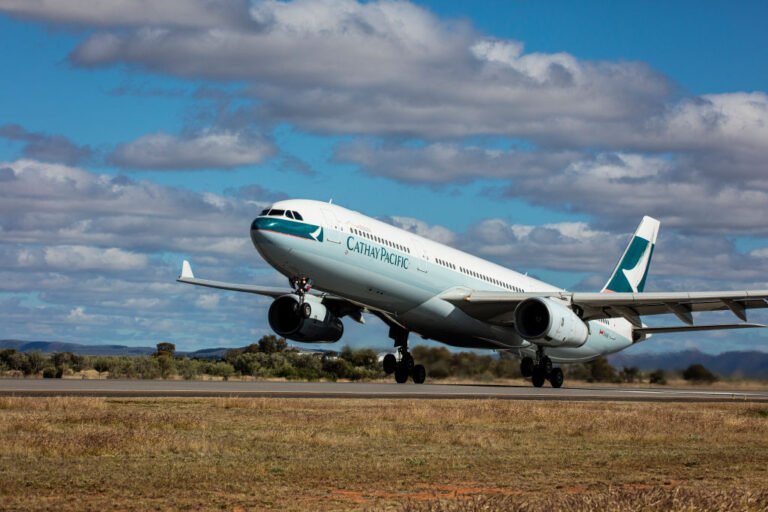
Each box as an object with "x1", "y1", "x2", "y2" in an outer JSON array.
[{"x1": 382, "y1": 326, "x2": 426, "y2": 384}]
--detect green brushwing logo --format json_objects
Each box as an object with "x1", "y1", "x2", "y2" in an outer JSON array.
[{"x1": 605, "y1": 236, "x2": 654, "y2": 293}]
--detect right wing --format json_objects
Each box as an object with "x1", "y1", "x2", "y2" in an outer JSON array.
[{"x1": 442, "y1": 288, "x2": 768, "y2": 328}]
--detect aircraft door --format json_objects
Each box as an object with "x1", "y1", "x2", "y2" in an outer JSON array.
[{"x1": 411, "y1": 238, "x2": 430, "y2": 274}]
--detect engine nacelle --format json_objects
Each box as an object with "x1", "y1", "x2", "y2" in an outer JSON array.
[
  {"x1": 513, "y1": 297, "x2": 588, "y2": 348},
  {"x1": 268, "y1": 294, "x2": 343, "y2": 343}
]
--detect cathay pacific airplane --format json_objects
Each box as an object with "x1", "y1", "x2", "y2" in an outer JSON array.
[{"x1": 178, "y1": 199, "x2": 768, "y2": 387}]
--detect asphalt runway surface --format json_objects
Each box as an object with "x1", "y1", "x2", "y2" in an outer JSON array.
[{"x1": 1, "y1": 378, "x2": 767, "y2": 402}]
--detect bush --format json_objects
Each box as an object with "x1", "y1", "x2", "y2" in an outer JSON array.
[
  {"x1": 42, "y1": 367, "x2": 57, "y2": 379},
  {"x1": 683, "y1": 364, "x2": 718, "y2": 383},
  {"x1": 586, "y1": 357, "x2": 620, "y2": 383},
  {"x1": 649, "y1": 369, "x2": 667, "y2": 385},
  {"x1": 619, "y1": 366, "x2": 641, "y2": 383}
]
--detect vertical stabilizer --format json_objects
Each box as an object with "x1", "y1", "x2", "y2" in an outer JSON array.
[{"x1": 601, "y1": 216, "x2": 660, "y2": 293}]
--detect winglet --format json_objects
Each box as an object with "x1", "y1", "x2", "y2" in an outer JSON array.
[{"x1": 180, "y1": 260, "x2": 194, "y2": 280}]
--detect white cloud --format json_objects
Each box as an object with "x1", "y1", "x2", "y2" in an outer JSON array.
[
  {"x1": 385, "y1": 216, "x2": 457, "y2": 245},
  {"x1": 195, "y1": 294, "x2": 220, "y2": 310},
  {"x1": 44, "y1": 245, "x2": 148, "y2": 271},
  {"x1": 110, "y1": 130, "x2": 275, "y2": 170},
  {"x1": 0, "y1": 0, "x2": 253, "y2": 29}
]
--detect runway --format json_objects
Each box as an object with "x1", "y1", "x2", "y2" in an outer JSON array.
[{"x1": 1, "y1": 378, "x2": 767, "y2": 402}]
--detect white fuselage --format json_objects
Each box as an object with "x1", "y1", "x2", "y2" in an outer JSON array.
[{"x1": 250, "y1": 199, "x2": 634, "y2": 363}]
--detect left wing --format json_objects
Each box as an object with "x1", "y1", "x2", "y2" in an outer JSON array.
[
  {"x1": 442, "y1": 288, "x2": 768, "y2": 328},
  {"x1": 177, "y1": 260, "x2": 288, "y2": 298},
  {"x1": 176, "y1": 260, "x2": 370, "y2": 323}
]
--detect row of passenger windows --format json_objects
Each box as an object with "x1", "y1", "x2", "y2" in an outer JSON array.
[
  {"x1": 350, "y1": 227, "x2": 411, "y2": 254},
  {"x1": 259, "y1": 208, "x2": 304, "y2": 221},
  {"x1": 436, "y1": 257, "x2": 524, "y2": 292}
]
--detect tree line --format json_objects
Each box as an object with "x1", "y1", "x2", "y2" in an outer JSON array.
[{"x1": 0, "y1": 335, "x2": 719, "y2": 383}]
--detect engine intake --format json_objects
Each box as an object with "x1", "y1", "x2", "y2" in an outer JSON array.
[
  {"x1": 513, "y1": 297, "x2": 588, "y2": 348},
  {"x1": 268, "y1": 294, "x2": 343, "y2": 343}
]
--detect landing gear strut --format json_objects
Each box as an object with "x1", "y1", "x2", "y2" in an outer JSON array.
[
  {"x1": 290, "y1": 276, "x2": 313, "y2": 303},
  {"x1": 524, "y1": 347, "x2": 564, "y2": 388},
  {"x1": 383, "y1": 326, "x2": 426, "y2": 384}
]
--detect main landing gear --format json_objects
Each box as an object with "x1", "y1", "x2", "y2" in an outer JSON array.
[
  {"x1": 382, "y1": 327, "x2": 426, "y2": 384},
  {"x1": 520, "y1": 347, "x2": 563, "y2": 388}
]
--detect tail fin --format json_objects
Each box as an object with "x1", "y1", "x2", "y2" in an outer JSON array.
[{"x1": 601, "y1": 216, "x2": 660, "y2": 293}]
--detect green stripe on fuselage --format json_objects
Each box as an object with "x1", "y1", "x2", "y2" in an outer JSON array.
[{"x1": 251, "y1": 217, "x2": 323, "y2": 242}]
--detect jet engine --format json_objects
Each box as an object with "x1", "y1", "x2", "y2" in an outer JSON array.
[
  {"x1": 513, "y1": 297, "x2": 588, "y2": 348},
  {"x1": 268, "y1": 294, "x2": 344, "y2": 343}
]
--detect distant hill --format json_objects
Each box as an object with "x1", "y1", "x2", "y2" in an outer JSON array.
[
  {"x1": 609, "y1": 349, "x2": 768, "y2": 378},
  {"x1": 0, "y1": 340, "x2": 228, "y2": 359}
]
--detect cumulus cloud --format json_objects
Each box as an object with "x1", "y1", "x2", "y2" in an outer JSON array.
[
  {"x1": 4, "y1": 0, "x2": 764, "y2": 158},
  {"x1": 0, "y1": 0, "x2": 253, "y2": 29},
  {"x1": 384, "y1": 216, "x2": 457, "y2": 245},
  {"x1": 44, "y1": 245, "x2": 148, "y2": 271},
  {"x1": 496, "y1": 152, "x2": 768, "y2": 236},
  {"x1": 334, "y1": 140, "x2": 579, "y2": 184},
  {"x1": 0, "y1": 124, "x2": 93, "y2": 165},
  {"x1": 109, "y1": 130, "x2": 275, "y2": 170},
  {"x1": 0, "y1": 158, "x2": 291, "y2": 347},
  {"x1": 0, "y1": 159, "x2": 276, "y2": 257},
  {"x1": 16, "y1": 0, "x2": 669, "y2": 142}
]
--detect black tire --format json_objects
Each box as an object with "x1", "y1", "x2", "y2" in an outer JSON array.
[
  {"x1": 531, "y1": 366, "x2": 546, "y2": 388},
  {"x1": 383, "y1": 354, "x2": 397, "y2": 375},
  {"x1": 549, "y1": 367, "x2": 564, "y2": 388},
  {"x1": 540, "y1": 356, "x2": 553, "y2": 376},
  {"x1": 402, "y1": 352, "x2": 415, "y2": 372},
  {"x1": 394, "y1": 365, "x2": 409, "y2": 384},
  {"x1": 520, "y1": 357, "x2": 534, "y2": 377},
  {"x1": 412, "y1": 364, "x2": 426, "y2": 384}
]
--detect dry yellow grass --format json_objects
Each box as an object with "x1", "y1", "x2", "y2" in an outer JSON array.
[{"x1": 1, "y1": 397, "x2": 767, "y2": 511}]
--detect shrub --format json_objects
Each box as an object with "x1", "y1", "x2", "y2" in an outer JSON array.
[
  {"x1": 649, "y1": 369, "x2": 667, "y2": 385},
  {"x1": 42, "y1": 367, "x2": 57, "y2": 379},
  {"x1": 586, "y1": 357, "x2": 620, "y2": 383},
  {"x1": 683, "y1": 363, "x2": 718, "y2": 383}
]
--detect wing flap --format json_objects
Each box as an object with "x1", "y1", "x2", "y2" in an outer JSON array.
[{"x1": 634, "y1": 323, "x2": 765, "y2": 335}]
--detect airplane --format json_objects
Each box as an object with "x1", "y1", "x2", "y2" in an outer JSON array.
[{"x1": 178, "y1": 199, "x2": 768, "y2": 387}]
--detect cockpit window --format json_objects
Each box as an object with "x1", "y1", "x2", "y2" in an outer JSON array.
[
  {"x1": 268, "y1": 209, "x2": 285, "y2": 217},
  {"x1": 285, "y1": 210, "x2": 294, "y2": 219},
  {"x1": 260, "y1": 209, "x2": 270, "y2": 216},
  {"x1": 293, "y1": 211, "x2": 304, "y2": 221}
]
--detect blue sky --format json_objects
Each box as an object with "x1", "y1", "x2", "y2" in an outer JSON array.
[{"x1": 1, "y1": 0, "x2": 767, "y2": 355}]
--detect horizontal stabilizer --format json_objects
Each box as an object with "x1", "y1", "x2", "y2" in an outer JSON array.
[{"x1": 634, "y1": 323, "x2": 765, "y2": 335}]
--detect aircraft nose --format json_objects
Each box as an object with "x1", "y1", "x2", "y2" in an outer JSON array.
[{"x1": 250, "y1": 217, "x2": 270, "y2": 245}]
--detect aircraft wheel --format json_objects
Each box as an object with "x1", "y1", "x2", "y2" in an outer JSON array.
[
  {"x1": 549, "y1": 367, "x2": 564, "y2": 388},
  {"x1": 402, "y1": 352, "x2": 415, "y2": 372},
  {"x1": 520, "y1": 357, "x2": 534, "y2": 377},
  {"x1": 394, "y1": 365, "x2": 409, "y2": 384},
  {"x1": 540, "y1": 356, "x2": 553, "y2": 376},
  {"x1": 412, "y1": 364, "x2": 426, "y2": 384},
  {"x1": 531, "y1": 366, "x2": 546, "y2": 388},
  {"x1": 383, "y1": 354, "x2": 397, "y2": 375}
]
